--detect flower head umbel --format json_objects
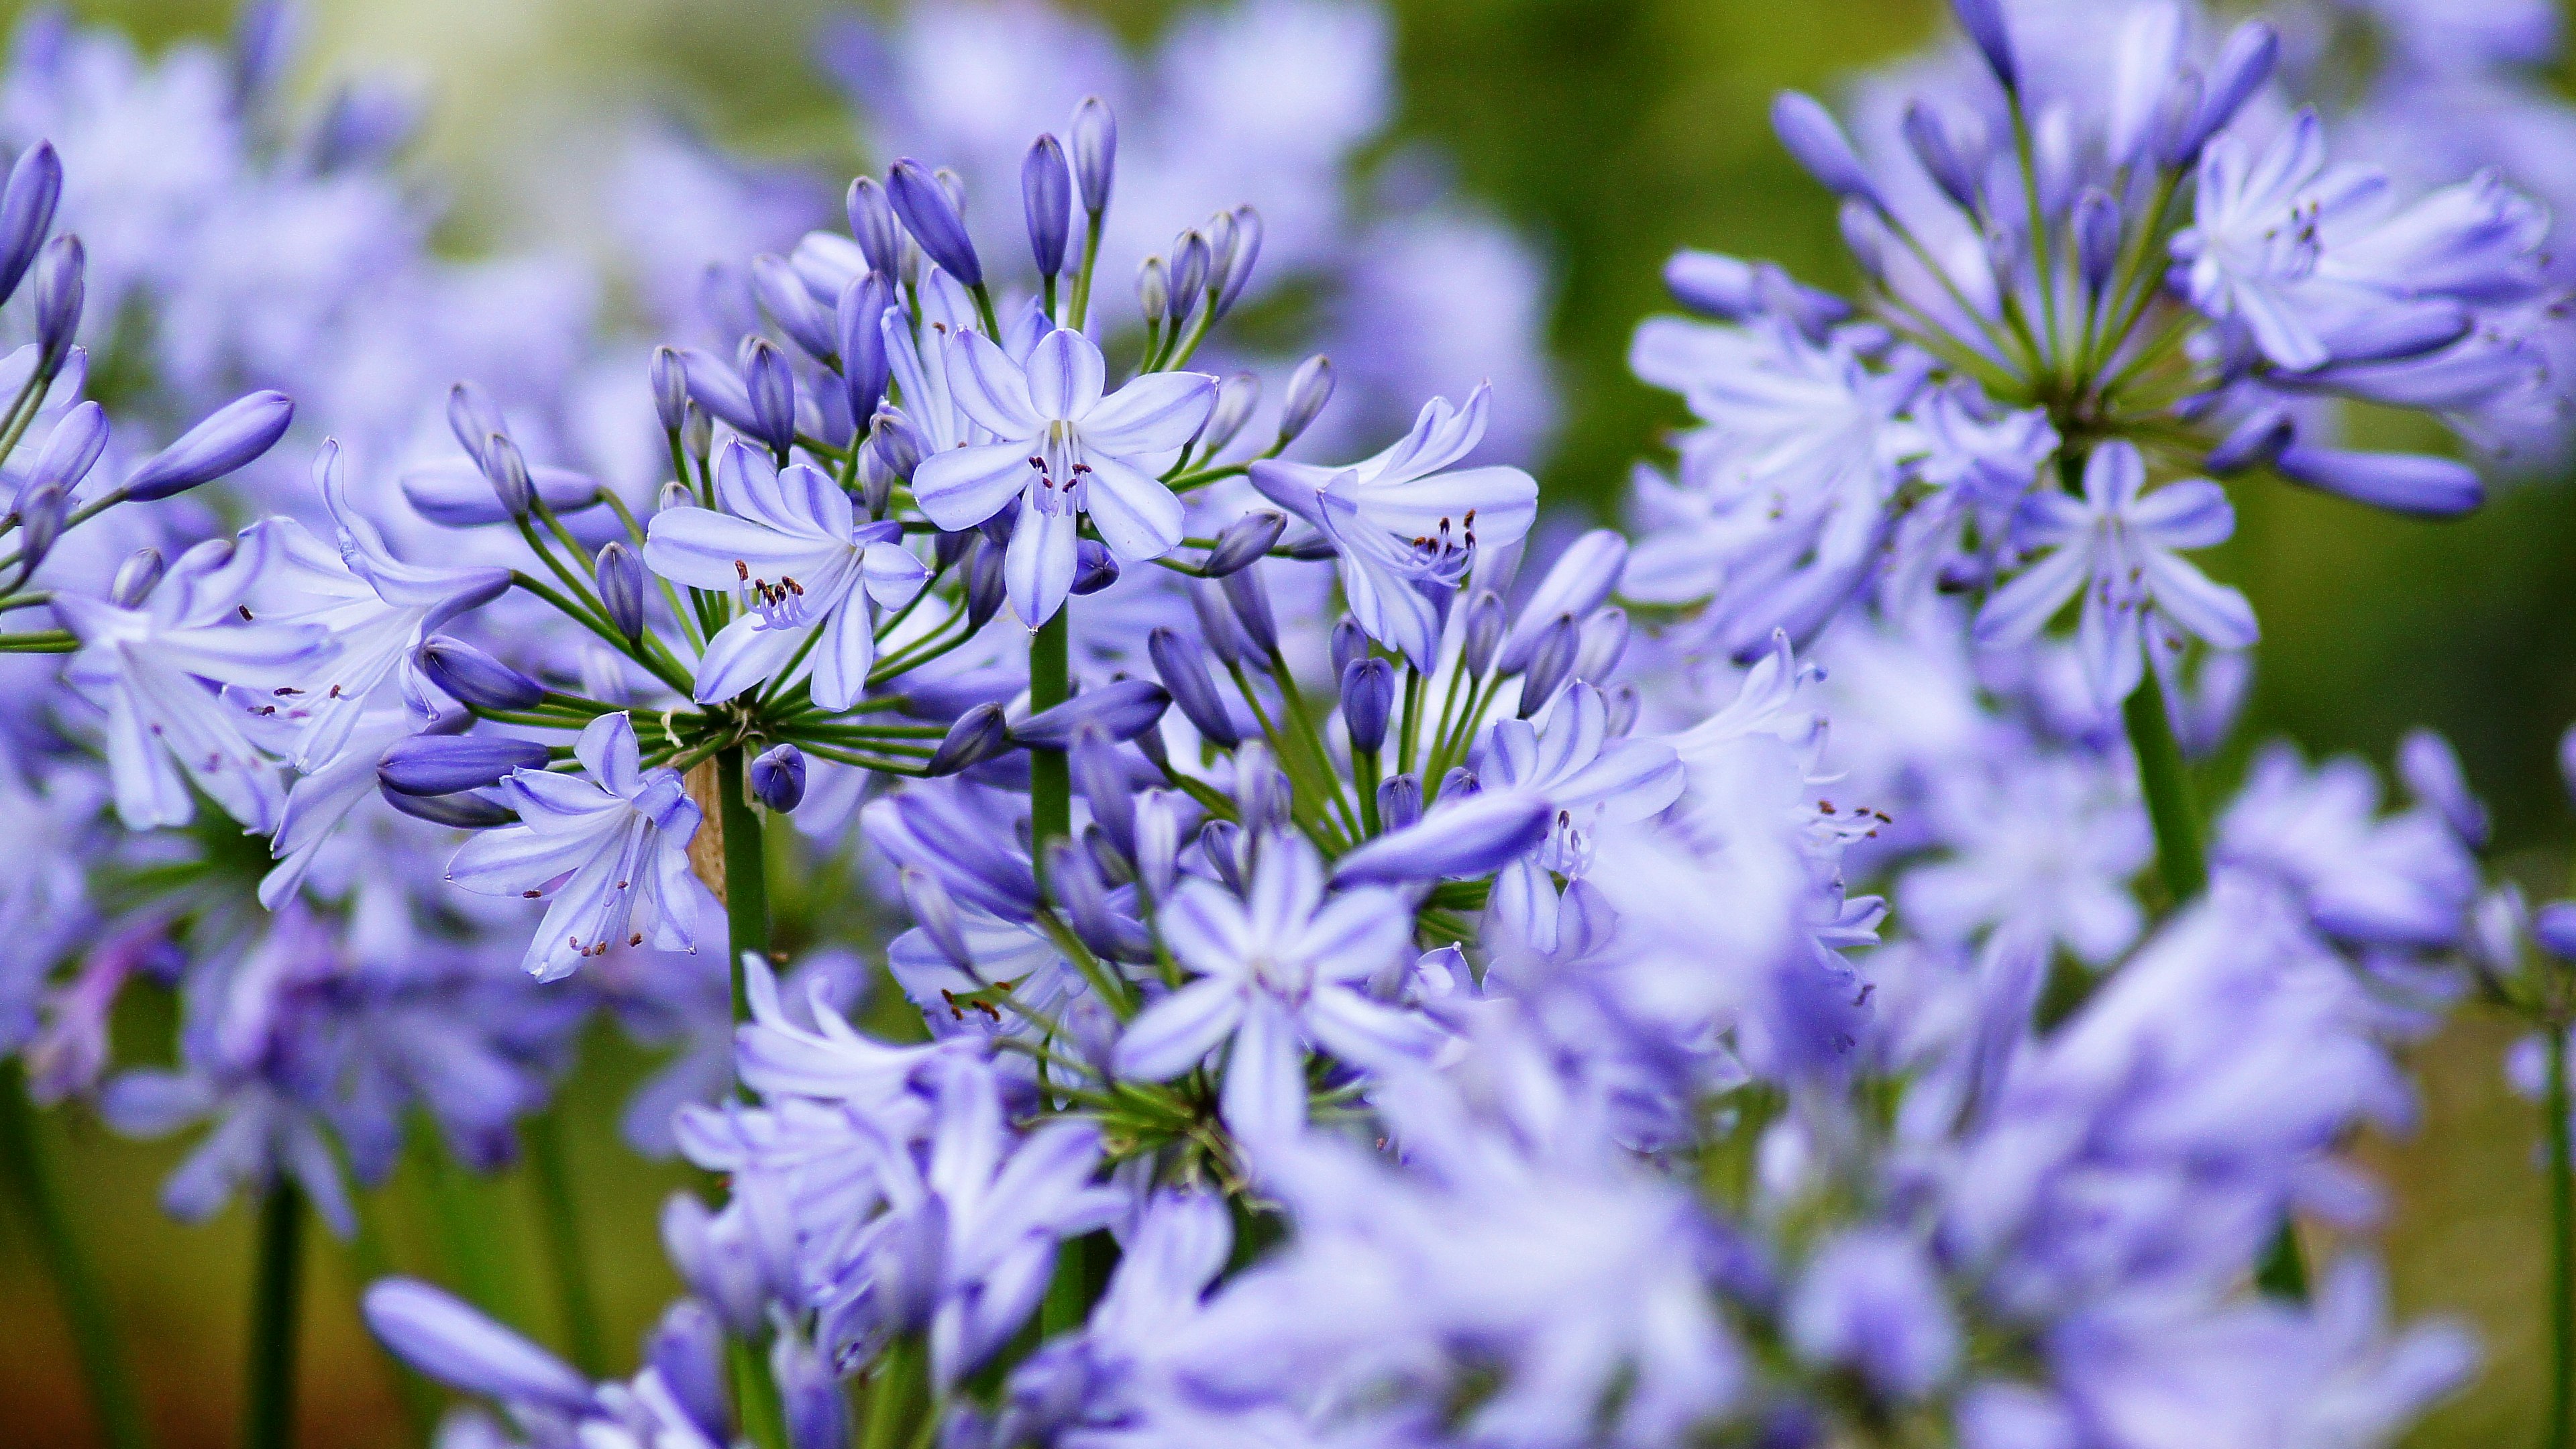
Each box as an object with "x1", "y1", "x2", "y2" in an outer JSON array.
[
  {"x1": 445, "y1": 713, "x2": 714, "y2": 981},
  {"x1": 912, "y1": 327, "x2": 1214, "y2": 627}
]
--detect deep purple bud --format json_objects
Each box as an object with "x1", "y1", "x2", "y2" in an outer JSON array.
[
  {"x1": 2072, "y1": 189, "x2": 2120, "y2": 297},
  {"x1": 380, "y1": 734, "x2": 550, "y2": 796},
  {"x1": 1070, "y1": 724, "x2": 1136, "y2": 859},
  {"x1": 2186, "y1": 21, "x2": 2277, "y2": 158},
  {"x1": 109, "y1": 547, "x2": 163, "y2": 608},
  {"x1": 1071, "y1": 97, "x2": 1115, "y2": 215},
  {"x1": 479, "y1": 431, "x2": 534, "y2": 518},
  {"x1": 1501, "y1": 530, "x2": 1627, "y2": 671},
  {"x1": 0, "y1": 141, "x2": 62, "y2": 307},
  {"x1": 124, "y1": 391, "x2": 293, "y2": 501},
  {"x1": 2205, "y1": 407, "x2": 2294, "y2": 475},
  {"x1": 749, "y1": 743, "x2": 808, "y2": 813},
  {"x1": 1198, "y1": 818, "x2": 1245, "y2": 892},
  {"x1": 380, "y1": 782, "x2": 517, "y2": 829},
  {"x1": 753, "y1": 254, "x2": 837, "y2": 364},
  {"x1": 887, "y1": 158, "x2": 983, "y2": 288},
  {"x1": 1199, "y1": 372, "x2": 1259, "y2": 456},
  {"x1": 647, "y1": 1301, "x2": 729, "y2": 1445},
  {"x1": 1136, "y1": 255, "x2": 1169, "y2": 325},
  {"x1": 900, "y1": 867, "x2": 977, "y2": 971},
  {"x1": 361, "y1": 1279, "x2": 591, "y2": 1413},
  {"x1": 1575, "y1": 607, "x2": 1629, "y2": 683},
  {"x1": 1169, "y1": 229, "x2": 1211, "y2": 319},
  {"x1": 1012, "y1": 680, "x2": 1171, "y2": 749},
  {"x1": 420, "y1": 637, "x2": 545, "y2": 712},
  {"x1": 1203, "y1": 510, "x2": 1285, "y2": 578},
  {"x1": 1212, "y1": 206, "x2": 1261, "y2": 318},
  {"x1": 1517, "y1": 616, "x2": 1580, "y2": 718},
  {"x1": 1771, "y1": 93, "x2": 1879, "y2": 208},
  {"x1": 1341, "y1": 657, "x2": 1395, "y2": 755},
  {"x1": 447, "y1": 380, "x2": 506, "y2": 464},
  {"x1": 1330, "y1": 618, "x2": 1367, "y2": 677},
  {"x1": 13, "y1": 482, "x2": 66, "y2": 574},
  {"x1": 839, "y1": 274, "x2": 893, "y2": 423},
  {"x1": 28, "y1": 399, "x2": 105, "y2": 495},
  {"x1": 1332, "y1": 791, "x2": 1550, "y2": 887},
  {"x1": 742, "y1": 337, "x2": 798, "y2": 455},
  {"x1": 1219, "y1": 565, "x2": 1279, "y2": 658},
  {"x1": 847, "y1": 176, "x2": 901, "y2": 276},
  {"x1": 965, "y1": 536, "x2": 1008, "y2": 631},
  {"x1": 1277, "y1": 355, "x2": 1334, "y2": 447},
  {"x1": 32, "y1": 234, "x2": 81, "y2": 369},
  {"x1": 2273, "y1": 445, "x2": 2481, "y2": 518},
  {"x1": 1377, "y1": 772, "x2": 1422, "y2": 831},
  {"x1": 1022, "y1": 133, "x2": 1072, "y2": 278},
  {"x1": 1902, "y1": 103, "x2": 1979, "y2": 213},
  {"x1": 1071, "y1": 539, "x2": 1120, "y2": 595},
  {"x1": 1461, "y1": 589, "x2": 1507, "y2": 675},
  {"x1": 595, "y1": 541, "x2": 646, "y2": 644},
  {"x1": 926, "y1": 702, "x2": 1012, "y2": 777},
  {"x1": 1148, "y1": 627, "x2": 1240, "y2": 747},
  {"x1": 1949, "y1": 0, "x2": 2016, "y2": 90}
]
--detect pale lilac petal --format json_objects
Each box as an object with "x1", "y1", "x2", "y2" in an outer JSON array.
[
  {"x1": 1972, "y1": 544, "x2": 2090, "y2": 647},
  {"x1": 946, "y1": 331, "x2": 1046, "y2": 439},
  {"x1": 1005, "y1": 504, "x2": 1079, "y2": 628},
  {"x1": 694, "y1": 614, "x2": 812, "y2": 705},
  {"x1": 913, "y1": 444, "x2": 1036, "y2": 533},
  {"x1": 2141, "y1": 551, "x2": 2259, "y2": 650},
  {"x1": 1079, "y1": 453, "x2": 1185, "y2": 561},
  {"x1": 1026, "y1": 329, "x2": 1106, "y2": 420},
  {"x1": 1113, "y1": 979, "x2": 1244, "y2": 1080},
  {"x1": 644, "y1": 509, "x2": 841, "y2": 590},
  {"x1": 1220, "y1": 999, "x2": 1307, "y2": 1143},
  {"x1": 1079, "y1": 372, "x2": 1218, "y2": 457},
  {"x1": 1303, "y1": 987, "x2": 1442, "y2": 1069}
]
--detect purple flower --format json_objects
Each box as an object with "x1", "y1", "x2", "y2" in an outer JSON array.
[{"x1": 1475, "y1": 684, "x2": 1684, "y2": 954}]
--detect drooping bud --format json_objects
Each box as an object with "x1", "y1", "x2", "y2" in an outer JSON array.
[
  {"x1": 0, "y1": 140, "x2": 62, "y2": 309},
  {"x1": 847, "y1": 176, "x2": 901, "y2": 277},
  {"x1": 741, "y1": 337, "x2": 797, "y2": 455},
  {"x1": 1071, "y1": 539, "x2": 1120, "y2": 595},
  {"x1": 1199, "y1": 372, "x2": 1259, "y2": 457},
  {"x1": 1010, "y1": 680, "x2": 1171, "y2": 749},
  {"x1": 379, "y1": 782, "x2": 517, "y2": 829},
  {"x1": 886, "y1": 158, "x2": 983, "y2": 288},
  {"x1": 32, "y1": 234, "x2": 82, "y2": 370},
  {"x1": 124, "y1": 391, "x2": 294, "y2": 500},
  {"x1": 749, "y1": 743, "x2": 808, "y2": 813},
  {"x1": 1277, "y1": 355, "x2": 1334, "y2": 448},
  {"x1": 965, "y1": 536, "x2": 1008, "y2": 631},
  {"x1": 595, "y1": 541, "x2": 646, "y2": 643},
  {"x1": 1022, "y1": 133, "x2": 1072, "y2": 279},
  {"x1": 1771, "y1": 93, "x2": 1879, "y2": 209},
  {"x1": 1202, "y1": 510, "x2": 1284, "y2": 578},
  {"x1": 2273, "y1": 444, "x2": 2481, "y2": 518},
  {"x1": 447, "y1": 380, "x2": 506, "y2": 464},
  {"x1": 1218, "y1": 566, "x2": 1279, "y2": 658},
  {"x1": 1071, "y1": 96, "x2": 1116, "y2": 215},
  {"x1": 1949, "y1": 0, "x2": 2017, "y2": 91},
  {"x1": 1331, "y1": 790, "x2": 1550, "y2": 888},
  {"x1": 1340, "y1": 657, "x2": 1395, "y2": 755},
  {"x1": 379, "y1": 734, "x2": 551, "y2": 797},
  {"x1": 109, "y1": 547, "x2": 163, "y2": 608},
  {"x1": 1516, "y1": 615, "x2": 1580, "y2": 718},
  {"x1": 1137, "y1": 255, "x2": 1169, "y2": 327},
  {"x1": 420, "y1": 636, "x2": 547, "y2": 712},
  {"x1": 28, "y1": 400, "x2": 105, "y2": 495},
  {"x1": 1902, "y1": 102, "x2": 1980, "y2": 214},
  {"x1": 1147, "y1": 627, "x2": 1240, "y2": 747},
  {"x1": 1069, "y1": 724, "x2": 1135, "y2": 860},
  {"x1": 13, "y1": 482, "x2": 66, "y2": 576},
  {"x1": 480, "y1": 431, "x2": 534, "y2": 518},
  {"x1": 360, "y1": 1279, "x2": 592, "y2": 1415},
  {"x1": 926, "y1": 702, "x2": 1012, "y2": 776}
]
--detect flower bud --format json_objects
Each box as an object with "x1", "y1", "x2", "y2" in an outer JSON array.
[
  {"x1": 1048, "y1": 838, "x2": 1151, "y2": 963},
  {"x1": 926, "y1": 702, "x2": 1012, "y2": 777},
  {"x1": 742, "y1": 337, "x2": 797, "y2": 455},
  {"x1": 1277, "y1": 355, "x2": 1334, "y2": 448},
  {"x1": 772, "y1": 1330, "x2": 846, "y2": 1449},
  {"x1": 1341, "y1": 657, "x2": 1395, "y2": 755},
  {"x1": 1605, "y1": 683, "x2": 1642, "y2": 737},
  {"x1": 1376, "y1": 771, "x2": 1421, "y2": 832},
  {"x1": 360, "y1": 1279, "x2": 591, "y2": 1414},
  {"x1": 2072, "y1": 188, "x2": 2121, "y2": 298},
  {"x1": 1212, "y1": 205, "x2": 1260, "y2": 319},
  {"x1": 657, "y1": 478, "x2": 696, "y2": 515},
  {"x1": 1233, "y1": 743, "x2": 1291, "y2": 833},
  {"x1": 1949, "y1": 0, "x2": 2017, "y2": 91},
  {"x1": 2151, "y1": 71, "x2": 2206, "y2": 170},
  {"x1": 124, "y1": 391, "x2": 294, "y2": 501},
  {"x1": 380, "y1": 734, "x2": 550, "y2": 796},
  {"x1": 1023, "y1": 133, "x2": 1072, "y2": 278},
  {"x1": 847, "y1": 176, "x2": 901, "y2": 276},
  {"x1": 595, "y1": 541, "x2": 646, "y2": 643},
  {"x1": 649, "y1": 345, "x2": 689, "y2": 433},
  {"x1": 0, "y1": 141, "x2": 60, "y2": 309},
  {"x1": 29, "y1": 399, "x2": 105, "y2": 495},
  {"x1": 1187, "y1": 578, "x2": 1245, "y2": 669},
  {"x1": 13, "y1": 482, "x2": 65, "y2": 575},
  {"x1": 480, "y1": 431, "x2": 534, "y2": 518},
  {"x1": 379, "y1": 782, "x2": 517, "y2": 829},
  {"x1": 2205, "y1": 406, "x2": 2294, "y2": 475},
  {"x1": 869, "y1": 407, "x2": 924, "y2": 485},
  {"x1": 900, "y1": 866, "x2": 976, "y2": 970},
  {"x1": 1199, "y1": 372, "x2": 1259, "y2": 457},
  {"x1": 1202, "y1": 509, "x2": 1284, "y2": 578},
  {"x1": 1332, "y1": 790, "x2": 1548, "y2": 888},
  {"x1": 1838, "y1": 201, "x2": 1889, "y2": 285},
  {"x1": 648, "y1": 1302, "x2": 730, "y2": 1446},
  {"x1": 1148, "y1": 627, "x2": 1240, "y2": 747},
  {"x1": 680, "y1": 401, "x2": 712, "y2": 463},
  {"x1": 2182, "y1": 21, "x2": 2277, "y2": 161},
  {"x1": 1330, "y1": 619, "x2": 1368, "y2": 677},
  {"x1": 1218, "y1": 566, "x2": 1279, "y2": 658},
  {"x1": 1500, "y1": 530, "x2": 1626, "y2": 671},
  {"x1": 447, "y1": 380, "x2": 506, "y2": 465},
  {"x1": 839, "y1": 274, "x2": 893, "y2": 423},
  {"x1": 1198, "y1": 818, "x2": 1245, "y2": 893},
  {"x1": 1169, "y1": 228, "x2": 1210, "y2": 319},
  {"x1": 752, "y1": 253, "x2": 837, "y2": 365},
  {"x1": 32, "y1": 233, "x2": 81, "y2": 369},
  {"x1": 1137, "y1": 255, "x2": 1169, "y2": 327},
  {"x1": 2273, "y1": 444, "x2": 2481, "y2": 518},
  {"x1": 965, "y1": 536, "x2": 1008, "y2": 631},
  {"x1": 1771, "y1": 93, "x2": 1879, "y2": 209},
  {"x1": 1516, "y1": 615, "x2": 1579, "y2": 719},
  {"x1": 1012, "y1": 679, "x2": 1171, "y2": 749},
  {"x1": 1575, "y1": 606, "x2": 1629, "y2": 684},
  {"x1": 1901, "y1": 103, "x2": 1980, "y2": 214},
  {"x1": 887, "y1": 158, "x2": 983, "y2": 288},
  {"x1": 420, "y1": 636, "x2": 547, "y2": 712},
  {"x1": 1461, "y1": 589, "x2": 1507, "y2": 675},
  {"x1": 1069, "y1": 538, "x2": 1121, "y2": 596},
  {"x1": 109, "y1": 547, "x2": 163, "y2": 608},
  {"x1": 1069, "y1": 724, "x2": 1136, "y2": 859},
  {"x1": 749, "y1": 743, "x2": 808, "y2": 813},
  {"x1": 1071, "y1": 96, "x2": 1116, "y2": 215}
]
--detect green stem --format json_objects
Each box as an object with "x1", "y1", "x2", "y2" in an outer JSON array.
[
  {"x1": 729, "y1": 1334, "x2": 790, "y2": 1449},
  {"x1": 346, "y1": 1193, "x2": 437, "y2": 1445},
  {"x1": 717, "y1": 746, "x2": 771, "y2": 1028},
  {"x1": 2549, "y1": 1023, "x2": 2573, "y2": 1449},
  {"x1": 1030, "y1": 609, "x2": 1072, "y2": 886},
  {"x1": 0, "y1": 1065, "x2": 153, "y2": 1449},
  {"x1": 859, "y1": 1334, "x2": 929, "y2": 1449},
  {"x1": 2254, "y1": 1220, "x2": 2308, "y2": 1301},
  {"x1": 525, "y1": 1108, "x2": 606, "y2": 1378},
  {"x1": 244, "y1": 1184, "x2": 305, "y2": 1449},
  {"x1": 2121, "y1": 664, "x2": 2206, "y2": 901}
]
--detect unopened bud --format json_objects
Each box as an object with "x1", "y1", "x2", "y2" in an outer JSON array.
[
  {"x1": 749, "y1": 743, "x2": 807, "y2": 813},
  {"x1": 1022, "y1": 133, "x2": 1072, "y2": 278},
  {"x1": 1516, "y1": 615, "x2": 1579, "y2": 718},
  {"x1": 0, "y1": 141, "x2": 61, "y2": 309},
  {"x1": 1071, "y1": 539, "x2": 1120, "y2": 595},
  {"x1": 1340, "y1": 657, "x2": 1395, "y2": 755},
  {"x1": 1218, "y1": 567, "x2": 1279, "y2": 658},
  {"x1": 1277, "y1": 355, "x2": 1333, "y2": 447},
  {"x1": 480, "y1": 431, "x2": 533, "y2": 518},
  {"x1": 1201, "y1": 510, "x2": 1284, "y2": 578},
  {"x1": 899, "y1": 867, "x2": 975, "y2": 970},
  {"x1": 447, "y1": 380, "x2": 506, "y2": 466},
  {"x1": 741, "y1": 337, "x2": 797, "y2": 455},
  {"x1": 596, "y1": 541, "x2": 646, "y2": 644},
  {"x1": 32, "y1": 234, "x2": 80, "y2": 370},
  {"x1": 1071, "y1": 96, "x2": 1116, "y2": 215},
  {"x1": 1198, "y1": 372, "x2": 1259, "y2": 457},
  {"x1": 1460, "y1": 590, "x2": 1507, "y2": 675},
  {"x1": 109, "y1": 547, "x2": 163, "y2": 608},
  {"x1": 926, "y1": 702, "x2": 1012, "y2": 777},
  {"x1": 886, "y1": 158, "x2": 983, "y2": 288},
  {"x1": 1212, "y1": 205, "x2": 1260, "y2": 318},
  {"x1": 1137, "y1": 255, "x2": 1169, "y2": 327},
  {"x1": 419, "y1": 636, "x2": 546, "y2": 712},
  {"x1": 847, "y1": 176, "x2": 901, "y2": 277}
]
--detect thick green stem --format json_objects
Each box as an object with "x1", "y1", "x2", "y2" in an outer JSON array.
[
  {"x1": 0, "y1": 1066, "x2": 153, "y2": 1449},
  {"x1": 859, "y1": 1334, "x2": 929, "y2": 1449},
  {"x1": 717, "y1": 745, "x2": 771, "y2": 1027},
  {"x1": 244, "y1": 1184, "x2": 305, "y2": 1449},
  {"x1": 2122, "y1": 660, "x2": 2206, "y2": 902},
  {"x1": 1030, "y1": 609, "x2": 1072, "y2": 883},
  {"x1": 525, "y1": 1108, "x2": 606, "y2": 1378},
  {"x1": 2549, "y1": 1024, "x2": 2573, "y2": 1449},
  {"x1": 729, "y1": 1333, "x2": 790, "y2": 1449}
]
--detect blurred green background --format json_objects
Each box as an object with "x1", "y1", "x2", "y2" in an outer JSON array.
[{"x1": 4, "y1": 0, "x2": 2575, "y2": 1444}]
